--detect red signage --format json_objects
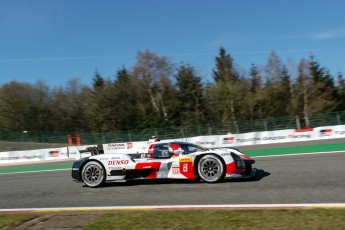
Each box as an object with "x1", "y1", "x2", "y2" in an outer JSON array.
[{"x1": 108, "y1": 160, "x2": 129, "y2": 165}]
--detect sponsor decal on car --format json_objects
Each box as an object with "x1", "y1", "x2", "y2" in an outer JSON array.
[
  {"x1": 226, "y1": 173, "x2": 242, "y2": 178},
  {"x1": 182, "y1": 163, "x2": 189, "y2": 172},
  {"x1": 109, "y1": 167, "x2": 122, "y2": 170},
  {"x1": 107, "y1": 143, "x2": 126, "y2": 150},
  {"x1": 127, "y1": 142, "x2": 133, "y2": 149},
  {"x1": 179, "y1": 161, "x2": 194, "y2": 178},
  {"x1": 172, "y1": 167, "x2": 180, "y2": 175},
  {"x1": 179, "y1": 157, "x2": 193, "y2": 162},
  {"x1": 108, "y1": 160, "x2": 129, "y2": 165}
]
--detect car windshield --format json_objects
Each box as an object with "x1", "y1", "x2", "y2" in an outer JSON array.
[{"x1": 178, "y1": 143, "x2": 208, "y2": 154}]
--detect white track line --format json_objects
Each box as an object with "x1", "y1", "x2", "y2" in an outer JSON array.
[
  {"x1": 0, "y1": 168, "x2": 69, "y2": 175},
  {"x1": 1, "y1": 204, "x2": 345, "y2": 213},
  {"x1": 253, "y1": 150, "x2": 344, "y2": 158}
]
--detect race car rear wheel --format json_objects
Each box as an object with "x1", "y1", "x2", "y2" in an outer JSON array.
[
  {"x1": 197, "y1": 155, "x2": 225, "y2": 183},
  {"x1": 81, "y1": 161, "x2": 105, "y2": 188}
]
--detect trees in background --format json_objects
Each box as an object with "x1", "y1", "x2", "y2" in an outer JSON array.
[
  {"x1": 131, "y1": 50, "x2": 176, "y2": 128},
  {"x1": 175, "y1": 64, "x2": 207, "y2": 126},
  {"x1": 0, "y1": 48, "x2": 343, "y2": 133},
  {"x1": 0, "y1": 81, "x2": 43, "y2": 130},
  {"x1": 247, "y1": 63, "x2": 264, "y2": 120},
  {"x1": 207, "y1": 47, "x2": 245, "y2": 123},
  {"x1": 0, "y1": 79, "x2": 91, "y2": 132},
  {"x1": 50, "y1": 78, "x2": 92, "y2": 132}
]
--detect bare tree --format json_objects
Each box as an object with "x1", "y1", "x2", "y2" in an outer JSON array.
[{"x1": 132, "y1": 50, "x2": 175, "y2": 122}]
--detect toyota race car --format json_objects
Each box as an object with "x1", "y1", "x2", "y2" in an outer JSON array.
[{"x1": 71, "y1": 141, "x2": 256, "y2": 187}]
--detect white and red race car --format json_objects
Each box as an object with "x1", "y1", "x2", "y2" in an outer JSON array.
[{"x1": 71, "y1": 141, "x2": 256, "y2": 187}]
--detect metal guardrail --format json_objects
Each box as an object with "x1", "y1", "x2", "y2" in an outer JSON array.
[{"x1": 1, "y1": 111, "x2": 345, "y2": 145}]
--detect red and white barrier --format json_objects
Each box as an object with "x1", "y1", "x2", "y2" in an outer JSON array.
[{"x1": 1, "y1": 125, "x2": 345, "y2": 164}]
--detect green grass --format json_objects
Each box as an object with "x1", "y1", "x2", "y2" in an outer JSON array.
[
  {"x1": 0, "y1": 163, "x2": 72, "y2": 174},
  {"x1": 1, "y1": 209, "x2": 345, "y2": 229},
  {"x1": 243, "y1": 142, "x2": 345, "y2": 156},
  {"x1": 83, "y1": 209, "x2": 345, "y2": 230},
  {"x1": 0, "y1": 213, "x2": 39, "y2": 229}
]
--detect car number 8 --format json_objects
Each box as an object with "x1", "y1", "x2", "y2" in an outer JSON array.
[{"x1": 182, "y1": 163, "x2": 188, "y2": 172}]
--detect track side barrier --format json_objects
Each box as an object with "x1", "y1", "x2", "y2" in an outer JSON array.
[{"x1": 1, "y1": 125, "x2": 345, "y2": 164}]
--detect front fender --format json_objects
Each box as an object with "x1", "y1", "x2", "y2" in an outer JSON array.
[{"x1": 71, "y1": 157, "x2": 90, "y2": 181}]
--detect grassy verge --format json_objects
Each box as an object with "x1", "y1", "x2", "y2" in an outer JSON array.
[
  {"x1": 0, "y1": 213, "x2": 39, "y2": 229},
  {"x1": 1, "y1": 209, "x2": 345, "y2": 229},
  {"x1": 0, "y1": 163, "x2": 72, "y2": 174},
  {"x1": 243, "y1": 142, "x2": 345, "y2": 156},
  {"x1": 84, "y1": 209, "x2": 345, "y2": 229}
]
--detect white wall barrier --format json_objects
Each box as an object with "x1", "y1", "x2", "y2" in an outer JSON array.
[
  {"x1": 1, "y1": 125, "x2": 345, "y2": 164},
  {"x1": 0, "y1": 147, "x2": 69, "y2": 164},
  {"x1": 187, "y1": 125, "x2": 345, "y2": 148},
  {"x1": 0, "y1": 144, "x2": 102, "y2": 164}
]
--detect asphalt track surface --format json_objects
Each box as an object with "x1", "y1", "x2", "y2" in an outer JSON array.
[{"x1": 1, "y1": 151, "x2": 345, "y2": 209}]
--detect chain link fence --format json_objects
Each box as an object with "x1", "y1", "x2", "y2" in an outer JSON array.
[{"x1": 1, "y1": 111, "x2": 345, "y2": 146}]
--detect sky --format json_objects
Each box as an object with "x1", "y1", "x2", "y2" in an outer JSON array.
[{"x1": 1, "y1": 0, "x2": 345, "y2": 88}]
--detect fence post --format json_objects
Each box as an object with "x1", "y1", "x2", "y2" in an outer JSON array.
[
  {"x1": 264, "y1": 120, "x2": 268, "y2": 131},
  {"x1": 233, "y1": 121, "x2": 239, "y2": 133},
  {"x1": 128, "y1": 131, "x2": 132, "y2": 142},
  {"x1": 102, "y1": 133, "x2": 106, "y2": 143},
  {"x1": 181, "y1": 127, "x2": 185, "y2": 138},
  {"x1": 208, "y1": 124, "x2": 212, "y2": 135},
  {"x1": 336, "y1": 112, "x2": 341, "y2": 125},
  {"x1": 305, "y1": 115, "x2": 310, "y2": 128},
  {"x1": 296, "y1": 115, "x2": 301, "y2": 130}
]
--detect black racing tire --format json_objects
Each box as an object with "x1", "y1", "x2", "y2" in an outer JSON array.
[
  {"x1": 197, "y1": 154, "x2": 225, "y2": 183},
  {"x1": 81, "y1": 161, "x2": 105, "y2": 188}
]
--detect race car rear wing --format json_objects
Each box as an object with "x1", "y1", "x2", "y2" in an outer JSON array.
[{"x1": 67, "y1": 146, "x2": 92, "y2": 160}]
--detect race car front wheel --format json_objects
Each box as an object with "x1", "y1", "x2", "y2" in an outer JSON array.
[
  {"x1": 81, "y1": 161, "x2": 105, "y2": 188},
  {"x1": 197, "y1": 155, "x2": 225, "y2": 183}
]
